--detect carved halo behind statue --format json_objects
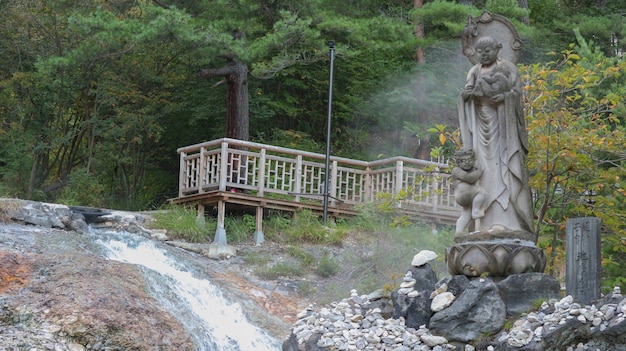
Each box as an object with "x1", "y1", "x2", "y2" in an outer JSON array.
[{"x1": 462, "y1": 11, "x2": 523, "y2": 66}]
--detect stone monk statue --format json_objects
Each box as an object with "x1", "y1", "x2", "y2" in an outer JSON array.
[
  {"x1": 448, "y1": 13, "x2": 545, "y2": 278},
  {"x1": 456, "y1": 35, "x2": 534, "y2": 237}
]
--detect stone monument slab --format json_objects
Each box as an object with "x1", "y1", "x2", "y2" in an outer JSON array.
[{"x1": 566, "y1": 217, "x2": 601, "y2": 304}]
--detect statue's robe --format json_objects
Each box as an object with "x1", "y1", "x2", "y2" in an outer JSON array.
[{"x1": 458, "y1": 59, "x2": 534, "y2": 236}]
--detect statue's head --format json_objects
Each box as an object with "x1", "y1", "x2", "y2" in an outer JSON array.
[
  {"x1": 455, "y1": 148, "x2": 476, "y2": 171},
  {"x1": 474, "y1": 36, "x2": 501, "y2": 66}
]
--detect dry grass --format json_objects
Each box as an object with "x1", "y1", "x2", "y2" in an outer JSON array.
[{"x1": 0, "y1": 198, "x2": 24, "y2": 223}]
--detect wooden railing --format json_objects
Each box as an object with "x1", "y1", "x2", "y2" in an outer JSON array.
[{"x1": 176, "y1": 138, "x2": 459, "y2": 215}]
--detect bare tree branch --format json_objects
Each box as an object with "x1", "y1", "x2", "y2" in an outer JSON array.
[{"x1": 151, "y1": 0, "x2": 170, "y2": 9}]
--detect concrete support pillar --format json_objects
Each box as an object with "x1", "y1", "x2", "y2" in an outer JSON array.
[
  {"x1": 196, "y1": 203, "x2": 206, "y2": 228},
  {"x1": 214, "y1": 200, "x2": 227, "y2": 244},
  {"x1": 253, "y1": 206, "x2": 265, "y2": 245}
]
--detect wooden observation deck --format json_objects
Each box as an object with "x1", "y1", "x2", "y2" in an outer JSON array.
[{"x1": 170, "y1": 138, "x2": 461, "y2": 244}]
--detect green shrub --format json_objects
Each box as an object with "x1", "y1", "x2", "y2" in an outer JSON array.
[
  {"x1": 225, "y1": 214, "x2": 256, "y2": 243},
  {"x1": 57, "y1": 168, "x2": 106, "y2": 208},
  {"x1": 316, "y1": 250, "x2": 340, "y2": 278},
  {"x1": 281, "y1": 210, "x2": 347, "y2": 244},
  {"x1": 261, "y1": 129, "x2": 324, "y2": 153},
  {"x1": 254, "y1": 261, "x2": 304, "y2": 280},
  {"x1": 262, "y1": 212, "x2": 292, "y2": 242},
  {"x1": 287, "y1": 246, "x2": 315, "y2": 267},
  {"x1": 242, "y1": 252, "x2": 272, "y2": 266},
  {"x1": 297, "y1": 281, "x2": 317, "y2": 297},
  {"x1": 151, "y1": 205, "x2": 214, "y2": 243}
]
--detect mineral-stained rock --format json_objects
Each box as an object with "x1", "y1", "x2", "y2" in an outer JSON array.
[
  {"x1": 496, "y1": 273, "x2": 561, "y2": 316},
  {"x1": 429, "y1": 278, "x2": 506, "y2": 343}
]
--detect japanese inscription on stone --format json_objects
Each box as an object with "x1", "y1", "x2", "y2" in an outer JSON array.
[{"x1": 566, "y1": 217, "x2": 601, "y2": 304}]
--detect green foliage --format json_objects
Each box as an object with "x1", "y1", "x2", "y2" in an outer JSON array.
[
  {"x1": 57, "y1": 168, "x2": 106, "y2": 208},
  {"x1": 262, "y1": 212, "x2": 293, "y2": 242},
  {"x1": 0, "y1": 0, "x2": 429, "y2": 206},
  {"x1": 523, "y1": 36, "x2": 626, "y2": 289},
  {"x1": 485, "y1": 0, "x2": 529, "y2": 23},
  {"x1": 242, "y1": 252, "x2": 272, "y2": 266},
  {"x1": 287, "y1": 246, "x2": 315, "y2": 268},
  {"x1": 151, "y1": 205, "x2": 213, "y2": 243},
  {"x1": 255, "y1": 130, "x2": 324, "y2": 153},
  {"x1": 602, "y1": 253, "x2": 626, "y2": 293},
  {"x1": 296, "y1": 280, "x2": 316, "y2": 297},
  {"x1": 316, "y1": 250, "x2": 340, "y2": 278},
  {"x1": 412, "y1": 1, "x2": 477, "y2": 47},
  {"x1": 279, "y1": 210, "x2": 347, "y2": 245},
  {"x1": 254, "y1": 261, "x2": 304, "y2": 280},
  {"x1": 527, "y1": 0, "x2": 626, "y2": 58},
  {"x1": 224, "y1": 214, "x2": 256, "y2": 243}
]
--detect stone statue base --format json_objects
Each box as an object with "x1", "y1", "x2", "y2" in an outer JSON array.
[{"x1": 447, "y1": 231, "x2": 546, "y2": 277}]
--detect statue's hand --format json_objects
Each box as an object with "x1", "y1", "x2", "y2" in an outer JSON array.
[
  {"x1": 461, "y1": 88, "x2": 473, "y2": 101},
  {"x1": 491, "y1": 93, "x2": 505, "y2": 103}
]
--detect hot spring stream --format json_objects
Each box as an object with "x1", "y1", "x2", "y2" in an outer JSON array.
[{"x1": 92, "y1": 228, "x2": 282, "y2": 351}]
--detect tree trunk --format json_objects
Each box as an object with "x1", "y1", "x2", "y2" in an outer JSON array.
[
  {"x1": 199, "y1": 58, "x2": 249, "y2": 141},
  {"x1": 27, "y1": 153, "x2": 39, "y2": 199},
  {"x1": 226, "y1": 61, "x2": 249, "y2": 141},
  {"x1": 412, "y1": 0, "x2": 429, "y2": 159},
  {"x1": 413, "y1": 0, "x2": 425, "y2": 64},
  {"x1": 517, "y1": 0, "x2": 530, "y2": 24}
]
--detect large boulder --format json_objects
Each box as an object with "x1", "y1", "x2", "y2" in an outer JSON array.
[
  {"x1": 585, "y1": 319, "x2": 626, "y2": 351},
  {"x1": 391, "y1": 263, "x2": 438, "y2": 329},
  {"x1": 541, "y1": 318, "x2": 591, "y2": 351},
  {"x1": 435, "y1": 275, "x2": 470, "y2": 296},
  {"x1": 391, "y1": 290, "x2": 432, "y2": 329},
  {"x1": 497, "y1": 273, "x2": 561, "y2": 316},
  {"x1": 429, "y1": 278, "x2": 506, "y2": 343}
]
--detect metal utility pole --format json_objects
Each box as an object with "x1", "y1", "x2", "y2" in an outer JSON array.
[{"x1": 323, "y1": 41, "x2": 335, "y2": 224}]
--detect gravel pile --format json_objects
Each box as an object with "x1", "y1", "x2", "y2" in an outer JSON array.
[{"x1": 286, "y1": 287, "x2": 626, "y2": 351}]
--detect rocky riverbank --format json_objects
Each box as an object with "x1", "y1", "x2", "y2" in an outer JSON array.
[
  {"x1": 0, "y1": 223, "x2": 197, "y2": 350},
  {"x1": 0, "y1": 199, "x2": 303, "y2": 350}
]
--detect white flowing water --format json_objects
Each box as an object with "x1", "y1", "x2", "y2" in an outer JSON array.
[{"x1": 92, "y1": 229, "x2": 281, "y2": 351}]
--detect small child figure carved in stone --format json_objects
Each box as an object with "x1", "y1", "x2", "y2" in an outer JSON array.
[
  {"x1": 452, "y1": 148, "x2": 486, "y2": 234},
  {"x1": 472, "y1": 65, "x2": 512, "y2": 98}
]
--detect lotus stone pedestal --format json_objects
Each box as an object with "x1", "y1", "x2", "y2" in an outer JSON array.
[{"x1": 446, "y1": 231, "x2": 546, "y2": 277}]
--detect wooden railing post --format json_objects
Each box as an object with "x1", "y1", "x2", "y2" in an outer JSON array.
[
  {"x1": 395, "y1": 160, "x2": 404, "y2": 194},
  {"x1": 178, "y1": 151, "x2": 186, "y2": 197},
  {"x1": 364, "y1": 166, "x2": 372, "y2": 202},
  {"x1": 258, "y1": 148, "x2": 266, "y2": 197},
  {"x1": 198, "y1": 147, "x2": 206, "y2": 194},
  {"x1": 219, "y1": 141, "x2": 228, "y2": 191},
  {"x1": 432, "y1": 167, "x2": 440, "y2": 211},
  {"x1": 295, "y1": 155, "x2": 303, "y2": 202}
]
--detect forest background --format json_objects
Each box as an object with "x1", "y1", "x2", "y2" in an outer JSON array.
[{"x1": 0, "y1": 0, "x2": 625, "y2": 288}]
